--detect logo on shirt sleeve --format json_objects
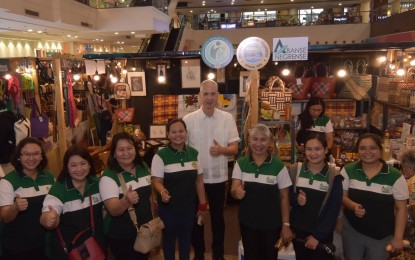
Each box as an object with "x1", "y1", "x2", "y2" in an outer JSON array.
[{"x1": 192, "y1": 161, "x2": 198, "y2": 169}]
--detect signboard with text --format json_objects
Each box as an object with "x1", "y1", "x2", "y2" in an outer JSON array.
[{"x1": 273, "y1": 37, "x2": 308, "y2": 61}]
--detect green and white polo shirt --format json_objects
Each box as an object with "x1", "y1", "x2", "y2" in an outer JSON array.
[
  {"x1": 0, "y1": 170, "x2": 55, "y2": 250},
  {"x1": 291, "y1": 162, "x2": 330, "y2": 232},
  {"x1": 232, "y1": 154, "x2": 291, "y2": 230},
  {"x1": 99, "y1": 164, "x2": 152, "y2": 239},
  {"x1": 151, "y1": 145, "x2": 202, "y2": 213},
  {"x1": 295, "y1": 115, "x2": 334, "y2": 133},
  {"x1": 42, "y1": 176, "x2": 105, "y2": 259},
  {"x1": 341, "y1": 161, "x2": 408, "y2": 239}
]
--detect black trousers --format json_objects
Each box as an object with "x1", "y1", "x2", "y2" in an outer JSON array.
[
  {"x1": 191, "y1": 182, "x2": 226, "y2": 259},
  {"x1": 239, "y1": 222, "x2": 280, "y2": 260}
]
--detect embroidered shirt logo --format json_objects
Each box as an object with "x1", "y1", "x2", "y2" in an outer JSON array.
[
  {"x1": 146, "y1": 176, "x2": 151, "y2": 184},
  {"x1": 381, "y1": 186, "x2": 391, "y2": 193},
  {"x1": 192, "y1": 161, "x2": 198, "y2": 169},
  {"x1": 266, "y1": 177, "x2": 275, "y2": 184},
  {"x1": 320, "y1": 183, "x2": 329, "y2": 191}
]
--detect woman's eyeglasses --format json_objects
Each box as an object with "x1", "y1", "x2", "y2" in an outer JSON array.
[{"x1": 20, "y1": 152, "x2": 42, "y2": 159}]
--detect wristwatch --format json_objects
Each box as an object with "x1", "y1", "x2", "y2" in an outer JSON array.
[{"x1": 283, "y1": 222, "x2": 290, "y2": 227}]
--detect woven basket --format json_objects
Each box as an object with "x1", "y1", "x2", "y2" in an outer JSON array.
[{"x1": 260, "y1": 76, "x2": 292, "y2": 120}]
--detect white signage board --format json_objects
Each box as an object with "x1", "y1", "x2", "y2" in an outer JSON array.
[{"x1": 273, "y1": 37, "x2": 309, "y2": 61}]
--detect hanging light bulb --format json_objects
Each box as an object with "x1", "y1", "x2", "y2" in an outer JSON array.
[
  {"x1": 207, "y1": 71, "x2": 215, "y2": 80},
  {"x1": 4, "y1": 73, "x2": 11, "y2": 80},
  {"x1": 337, "y1": 69, "x2": 347, "y2": 78},
  {"x1": 73, "y1": 74, "x2": 81, "y2": 81},
  {"x1": 282, "y1": 68, "x2": 290, "y2": 76},
  {"x1": 93, "y1": 60, "x2": 100, "y2": 81},
  {"x1": 397, "y1": 68, "x2": 405, "y2": 76},
  {"x1": 111, "y1": 76, "x2": 118, "y2": 83},
  {"x1": 410, "y1": 59, "x2": 415, "y2": 66},
  {"x1": 158, "y1": 66, "x2": 166, "y2": 83},
  {"x1": 378, "y1": 56, "x2": 387, "y2": 63},
  {"x1": 122, "y1": 67, "x2": 127, "y2": 74}
]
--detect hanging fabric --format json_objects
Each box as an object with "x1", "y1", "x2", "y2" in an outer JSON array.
[{"x1": 65, "y1": 70, "x2": 78, "y2": 128}]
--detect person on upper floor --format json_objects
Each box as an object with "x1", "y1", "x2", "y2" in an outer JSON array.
[
  {"x1": 341, "y1": 133, "x2": 408, "y2": 260},
  {"x1": 295, "y1": 97, "x2": 334, "y2": 155},
  {"x1": 0, "y1": 137, "x2": 55, "y2": 259}
]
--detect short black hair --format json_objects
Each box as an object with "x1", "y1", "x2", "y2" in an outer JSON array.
[
  {"x1": 107, "y1": 132, "x2": 144, "y2": 172},
  {"x1": 57, "y1": 145, "x2": 96, "y2": 182},
  {"x1": 11, "y1": 137, "x2": 48, "y2": 173}
]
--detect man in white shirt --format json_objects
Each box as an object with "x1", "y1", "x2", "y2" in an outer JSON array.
[{"x1": 183, "y1": 80, "x2": 240, "y2": 260}]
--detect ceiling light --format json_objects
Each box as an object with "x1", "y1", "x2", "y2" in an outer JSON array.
[
  {"x1": 37, "y1": 31, "x2": 42, "y2": 34},
  {"x1": 339, "y1": 3, "x2": 342, "y2": 6},
  {"x1": 378, "y1": 56, "x2": 387, "y2": 62},
  {"x1": 4, "y1": 74, "x2": 11, "y2": 80},
  {"x1": 67, "y1": 35, "x2": 71, "y2": 37},
  {"x1": 131, "y1": 32, "x2": 135, "y2": 34},
  {"x1": 28, "y1": 29, "x2": 33, "y2": 32},
  {"x1": 337, "y1": 69, "x2": 347, "y2": 77},
  {"x1": 73, "y1": 74, "x2": 81, "y2": 81},
  {"x1": 74, "y1": 36, "x2": 78, "y2": 38},
  {"x1": 111, "y1": 76, "x2": 118, "y2": 83},
  {"x1": 190, "y1": 10, "x2": 193, "y2": 13},
  {"x1": 282, "y1": 68, "x2": 290, "y2": 76},
  {"x1": 207, "y1": 71, "x2": 215, "y2": 80},
  {"x1": 114, "y1": 32, "x2": 119, "y2": 35}
]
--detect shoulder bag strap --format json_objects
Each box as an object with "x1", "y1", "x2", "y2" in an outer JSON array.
[
  {"x1": 289, "y1": 162, "x2": 302, "y2": 193},
  {"x1": 117, "y1": 172, "x2": 140, "y2": 232},
  {"x1": 318, "y1": 166, "x2": 338, "y2": 216}
]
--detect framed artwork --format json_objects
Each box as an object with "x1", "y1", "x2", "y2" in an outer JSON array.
[
  {"x1": 128, "y1": 72, "x2": 146, "y2": 96},
  {"x1": 114, "y1": 82, "x2": 130, "y2": 99},
  {"x1": 217, "y1": 68, "x2": 225, "y2": 83},
  {"x1": 239, "y1": 71, "x2": 259, "y2": 97},
  {"x1": 149, "y1": 125, "x2": 167, "y2": 139},
  {"x1": 181, "y1": 59, "x2": 201, "y2": 89}
]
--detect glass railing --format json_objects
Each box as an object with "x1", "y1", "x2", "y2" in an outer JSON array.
[
  {"x1": 191, "y1": 12, "x2": 371, "y2": 30},
  {"x1": 371, "y1": 0, "x2": 415, "y2": 22},
  {"x1": 74, "y1": 0, "x2": 168, "y2": 13}
]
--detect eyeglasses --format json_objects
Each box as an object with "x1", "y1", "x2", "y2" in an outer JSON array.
[{"x1": 20, "y1": 152, "x2": 42, "y2": 159}]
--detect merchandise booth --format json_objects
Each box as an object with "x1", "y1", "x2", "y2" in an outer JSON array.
[{"x1": 2, "y1": 38, "x2": 415, "y2": 258}]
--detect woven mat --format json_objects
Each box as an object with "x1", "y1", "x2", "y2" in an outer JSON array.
[{"x1": 152, "y1": 95, "x2": 178, "y2": 125}]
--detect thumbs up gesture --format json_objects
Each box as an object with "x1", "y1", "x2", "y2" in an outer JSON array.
[
  {"x1": 15, "y1": 194, "x2": 28, "y2": 211},
  {"x1": 45, "y1": 205, "x2": 59, "y2": 228},
  {"x1": 125, "y1": 185, "x2": 139, "y2": 205},
  {"x1": 298, "y1": 190, "x2": 307, "y2": 206},
  {"x1": 354, "y1": 203, "x2": 366, "y2": 218},
  {"x1": 232, "y1": 181, "x2": 246, "y2": 200},
  {"x1": 210, "y1": 139, "x2": 222, "y2": 157}
]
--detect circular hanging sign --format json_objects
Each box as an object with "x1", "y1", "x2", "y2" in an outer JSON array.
[
  {"x1": 201, "y1": 36, "x2": 234, "y2": 69},
  {"x1": 236, "y1": 37, "x2": 270, "y2": 70}
]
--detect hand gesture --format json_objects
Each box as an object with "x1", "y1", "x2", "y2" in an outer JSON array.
[
  {"x1": 305, "y1": 235, "x2": 318, "y2": 250},
  {"x1": 354, "y1": 204, "x2": 366, "y2": 218},
  {"x1": 233, "y1": 182, "x2": 246, "y2": 200},
  {"x1": 161, "y1": 189, "x2": 171, "y2": 203},
  {"x1": 45, "y1": 205, "x2": 59, "y2": 228},
  {"x1": 209, "y1": 140, "x2": 222, "y2": 157},
  {"x1": 15, "y1": 194, "x2": 28, "y2": 211},
  {"x1": 125, "y1": 185, "x2": 139, "y2": 204},
  {"x1": 298, "y1": 190, "x2": 306, "y2": 206}
]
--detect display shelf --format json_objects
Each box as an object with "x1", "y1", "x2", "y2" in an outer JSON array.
[
  {"x1": 373, "y1": 100, "x2": 415, "y2": 131},
  {"x1": 333, "y1": 127, "x2": 368, "y2": 131}
]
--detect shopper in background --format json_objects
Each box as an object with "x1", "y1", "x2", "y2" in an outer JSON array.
[
  {"x1": 295, "y1": 97, "x2": 333, "y2": 155},
  {"x1": 341, "y1": 133, "x2": 408, "y2": 260},
  {"x1": 0, "y1": 99, "x2": 16, "y2": 176},
  {"x1": 183, "y1": 79, "x2": 240, "y2": 260},
  {"x1": 40, "y1": 145, "x2": 105, "y2": 259},
  {"x1": 99, "y1": 132, "x2": 152, "y2": 260},
  {"x1": 231, "y1": 124, "x2": 293, "y2": 260},
  {"x1": 151, "y1": 118, "x2": 207, "y2": 260},
  {"x1": 400, "y1": 148, "x2": 415, "y2": 219},
  {"x1": 0, "y1": 137, "x2": 55, "y2": 259},
  {"x1": 94, "y1": 76, "x2": 114, "y2": 146},
  {"x1": 290, "y1": 133, "x2": 343, "y2": 260}
]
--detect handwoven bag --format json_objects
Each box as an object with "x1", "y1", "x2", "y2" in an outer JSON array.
[
  {"x1": 114, "y1": 108, "x2": 135, "y2": 123},
  {"x1": 284, "y1": 65, "x2": 313, "y2": 100},
  {"x1": 261, "y1": 76, "x2": 292, "y2": 119},
  {"x1": 310, "y1": 63, "x2": 336, "y2": 99}
]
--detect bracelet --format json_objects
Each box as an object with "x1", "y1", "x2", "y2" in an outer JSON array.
[{"x1": 198, "y1": 203, "x2": 208, "y2": 212}]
